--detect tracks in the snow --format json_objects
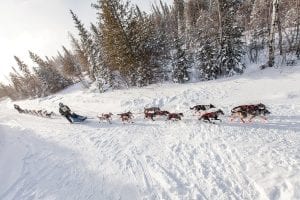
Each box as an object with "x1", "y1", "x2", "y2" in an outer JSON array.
[{"x1": 0, "y1": 110, "x2": 300, "y2": 199}]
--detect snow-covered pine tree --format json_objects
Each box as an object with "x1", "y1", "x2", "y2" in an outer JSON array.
[
  {"x1": 128, "y1": 8, "x2": 150, "y2": 87},
  {"x1": 9, "y1": 68, "x2": 28, "y2": 99},
  {"x1": 189, "y1": 3, "x2": 219, "y2": 81},
  {"x1": 29, "y1": 51, "x2": 72, "y2": 96},
  {"x1": 70, "y1": 10, "x2": 96, "y2": 81},
  {"x1": 93, "y1": 0, "x2": 137, "y2": 86},
  {"x1": 58, "y1": 46, "x2": 91, "y2": 89},
  {"x1": 172, "y1": 40, "x2": 189, "y2": 83},
  {"x1": 198, "y1": 37, "x2": 219, "y2": 80},
  {"x1": 127, "y1": 6, "x2": 165, "y2": 87},
  {"x1": 186, "y1": 0, "x2": 206, "y2": 30},
  {"x1": 150, "y1": 1, "x2": 174, "y2": 82},
  {"x1": 14, "y1": 56, "x2": 42, "y2": 98},
  {"x1": 60, "y1": 46, "x2": 82, "y2": 80},
  {"x1": 217, "y1": 0, "x2": 245, "y2": 76},
  {"x1": 249, "y1": 0, "x2": 271, "y2": 51},
  {"x1": 69, "y1": 34, "x2": 90, "y2": 75},
  {"x1": 172, "y1": 0, "x2": 189, "y2": 83},
  {"x1": 90, "y1": 23, "x2": 113, "y2": 92}
]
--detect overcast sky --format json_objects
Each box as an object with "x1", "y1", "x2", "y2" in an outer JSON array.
[{"x1": 0, "y1": 0, "x2": 172, "y2": 83}]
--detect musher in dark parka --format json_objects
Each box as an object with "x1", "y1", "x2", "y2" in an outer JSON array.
[{"x1": 59, "y1": 102, "x2": 86, "y2": 123}]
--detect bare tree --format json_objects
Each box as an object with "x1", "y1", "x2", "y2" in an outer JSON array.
[
  {"x1": 268, "y1": 0, "x2": 279, "y2": 67},
  {"x1": 296, "y1": 0, "x2": 300, "y2": 58}
]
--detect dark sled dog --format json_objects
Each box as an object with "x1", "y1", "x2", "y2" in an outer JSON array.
[
  {"x1": 190, "y1": 104, "x2": 215, "y2": 113},
  {"x1": 154, "y1": 110, "x2": 170, "y2": 116},
  {"x1": 199, "y1": 109, "x2": 224, "y2": 123},
  {"x1": 145, "y1": 110, "x2": 170, "y2": 121},
  {"x1": 117, "y1": 112, "x2": 133, "y2": 123},
  {"x1": 144, "y1": 112, "x2": 156, "y2": 121},
  {"x1": 167, "y1": 113, "x2": 183, "y2": 121},
  {"x1": 144, "y1": 107, "x2": 160, "y2": 113}
]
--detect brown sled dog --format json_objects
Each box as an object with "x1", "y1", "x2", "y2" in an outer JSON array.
[
  {"x1": 98, "y1": 113, "x2": 113, "y2": 124},
  {"x1": 231, "y1": 103, "x2": 266, "y2": 114},
  {"x1": 231, "y1": 108, "x2": 271, "y2": 123},
  {"x1": 117, "y1": 112, "x2": 133, "y2": 123},
  {"x1": 199, "y1": 109, "x2": 224, "y2": 123},
  {"x1": 144, "y1": 110, "x2": 170, "y2": 121},
  {"x1": 144, "y1": 112, "x2": 156, "y2": 121},
  {"x1": 231, "y1": 103, "x2": 270, "y2": 123},
  {"x1": 155, "y1": 110, "x2": 170, "y2": 116}
]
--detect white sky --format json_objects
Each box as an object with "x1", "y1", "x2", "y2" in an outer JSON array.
[{"x1": 0, "y1": 0, "x2": 172, "y2": 83}]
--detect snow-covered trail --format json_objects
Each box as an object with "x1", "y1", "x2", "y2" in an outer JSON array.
[{"x1": 1, "y1": 67, "x2": 300, "y2": 200}]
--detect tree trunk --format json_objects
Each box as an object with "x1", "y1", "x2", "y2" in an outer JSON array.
[
  {"x1": 277, "y1": 3, "x2": 283, "y2": 55},
  {"x1": 217, "y1": 0, "x2": 223, "y2": 45},
  {"x1": 296, "y1": 0, "x2": 300, "y2": 58},
  {"x1": 176, "y1": 0, "x2": 185, "y2": 37},
  {"x1": 268, "y1": 0, "x2": 279, "y2": 67}
]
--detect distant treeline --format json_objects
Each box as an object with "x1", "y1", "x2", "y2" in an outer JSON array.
[{"x1": 1, "y1": 0, "x2": 299, "y2": 100}]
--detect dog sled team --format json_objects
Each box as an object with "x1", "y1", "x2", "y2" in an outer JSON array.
[
  {"x1": 97, "y1": 103, "x2": 271, "y2": 124},
  {"x1": 14, "y1": 102, "x2": 271, "y2": 124},
  {"x1": 14, "y1": 104, "x2": 54, "y2": 118},
  {"x1": 13, "y1": 103, "x2": 87, "y2": 123}
]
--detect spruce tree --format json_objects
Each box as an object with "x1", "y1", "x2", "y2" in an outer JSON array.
[
  {"x1": 69, "y1": 34, "x2": 90, "y2": 74},
  {"x1": 70, "y1": 10, "x2": 96, "y2": 81},
  {"x1": 9, "y1": 69, "x2": 27, "y2": 99},
  {"x1": 93, "y1": 0, "x2": 137, "y2": 86},
  {"x1": 60, "y1": 46, "x2": 82, "y2": 80},
  {"x1": 217, "y1": 0, "x2": 245, "y2": 76},
  {"x1": 198, "y1": 38, "x2": 219, "y2": 80},
  {"x1": 29, "y1": 51, "x2": 72, "y2": 96},
  {"x1": 90, "y1": 23, "x2": 113, "y2": 92},
  {"x1": 14, "y1": 56, "x2": 42, "y2": 98},
  {"x1": 172, "y1": 0, "x2": 189, "y2": 83}
]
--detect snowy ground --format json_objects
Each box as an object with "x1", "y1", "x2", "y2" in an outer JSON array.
[{"x1": 0, "y1": 66, "x2": 300, "y2": 200}]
